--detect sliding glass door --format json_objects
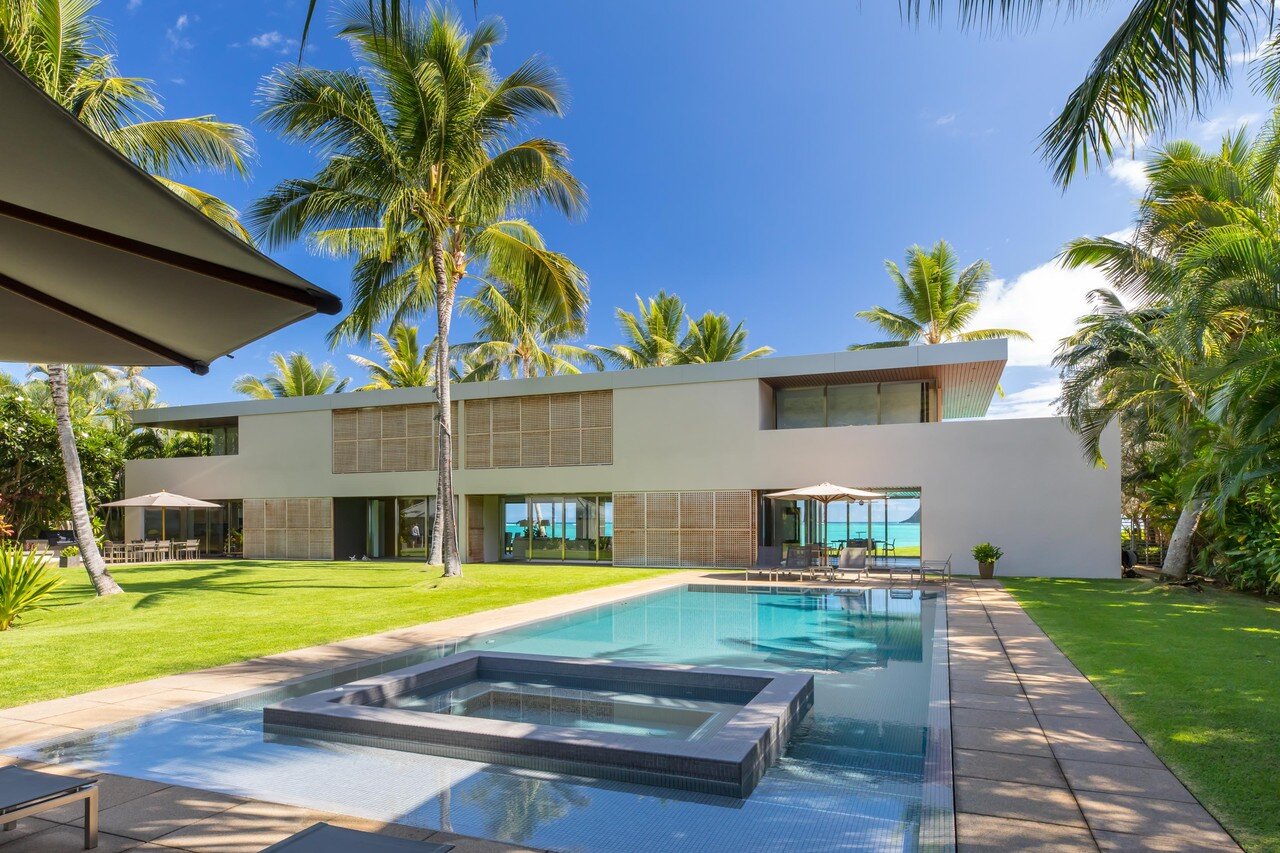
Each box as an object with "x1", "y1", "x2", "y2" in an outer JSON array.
[{"x1": 502, "y1": 495, "x2": 613, "y2": 563}]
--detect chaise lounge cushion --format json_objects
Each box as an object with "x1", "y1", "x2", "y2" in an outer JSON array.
[{"x1": 261, "y1": 822, "x2": 453, "y2": 852}]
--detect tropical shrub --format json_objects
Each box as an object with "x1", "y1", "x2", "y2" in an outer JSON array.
[
  {"x1": 60, "y1": 545, "x2": 80, "y2": 558},
  {"x1": 1197, "y1": 485, "x2": 1280, "y2": 594},
  {"x1": 0, "y1": 544, "x2": 63, "y2": 630},
  {"x1": 971, "y1": 543, "x2": 1003, "y2": 563}
]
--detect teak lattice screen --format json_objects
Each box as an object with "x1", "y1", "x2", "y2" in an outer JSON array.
[
  {"x1": 613, "y1": 490, "x2": 756, "y2": 568},
  {"x1": 244, "y1": 498, "x2": 333, "y2": 560},
  {"x1": 463, "y1": 390, "x2": 612, "y2": 468},
  {"x1": 331, "y1": 403, "x2": 456, "y2": 474}
]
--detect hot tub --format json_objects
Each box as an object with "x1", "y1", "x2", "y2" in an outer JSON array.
[{"x1": 263, "y1": 651, "x2": 814, "y2": 797}]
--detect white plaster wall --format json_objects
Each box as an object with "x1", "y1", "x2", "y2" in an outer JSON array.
[{"x1": 125, "y1": 378, "x2": 1119, "y2": 577}]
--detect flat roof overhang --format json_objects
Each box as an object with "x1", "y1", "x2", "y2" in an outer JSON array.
[
  {"x1": 132, "y1": 339, "x2": 1008, "y2": 428},
  {"x1": 0, "y1": 57, "x2": 341, "y2": 374}
]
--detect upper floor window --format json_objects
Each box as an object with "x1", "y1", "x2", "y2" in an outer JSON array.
[
  {"x1": 775, "y1": 382, "x2": 930, "y2": 429},
  {"x1": 196, "y1": 424, "x2": 239, "y2": 456}
]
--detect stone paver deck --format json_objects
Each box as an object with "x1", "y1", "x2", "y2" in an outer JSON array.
[
  {"x1": 0, "y1": 570, "x2": 1249, "y2": 851},
  {"x1": 948, "y1": 580, "x2": 1241, "y2": 852}
]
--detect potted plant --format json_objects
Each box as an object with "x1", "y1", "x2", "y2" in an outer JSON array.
[
  {"x1": 58, "y1": 545, "x2": 82, "y2": 568},
  {"x1": 971, "y1": 542, "x2": 1003, "y2": 579}
]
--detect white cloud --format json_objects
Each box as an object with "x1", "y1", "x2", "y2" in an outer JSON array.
[
  {"x1": 236, "y1": 30, "x2": 299, "y2": 54},
  {"x1": 986, "y1": 378, "x2": 1063, "y2": 419},
  {"x1": 250, "y1": 30, "x2": 284, "y2": 48},
  {"x1": 935, "y1": 113, "x2": 956, "y2": 126},
  {"x1": 166, "y1": 14, "x2": 193, "y2": 50},
  {"x1": 970, "y1": 230, "x2": 1134, "y2": 369},
  {"x1": 126, "y1": 0, "x2": 142, "y2": 10},
  {"x1": 1107, "y1": 157, "x2": 1149, "y2": 193},
  {"x1": 1194, "y1": 110, "x2": 1263, "y2": 142}
]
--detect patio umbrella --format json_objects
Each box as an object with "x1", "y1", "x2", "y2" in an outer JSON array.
[
  {"x1": 764, "y1": 484, "x2": 887, "y2": 550},
  {"x1": 0, "y1": 57, "x2": 341, "y2": 374},
  {"x1": 101, "y1": 491, "x2": 220, "y2": 539}
]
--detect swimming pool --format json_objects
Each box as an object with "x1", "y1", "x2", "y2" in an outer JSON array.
[{"x1": 9, "y1": 584, "x2": 954, "y2": 851}]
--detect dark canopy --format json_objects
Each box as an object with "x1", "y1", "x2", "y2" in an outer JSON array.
[{"x1": 0, "y1": 57, "x2": 340, "y2": 374}]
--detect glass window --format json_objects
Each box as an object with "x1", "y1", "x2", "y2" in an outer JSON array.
[
  {"x1": 397, "y1": 497, "x2": 433, "y2": 558},
  {"x1": 880, "y1": 383, "x2": 924, "y2": 424},
  {"x1": 598, "y1": 498, "x2": 613, "y2": 563},
  {"x1": 827, "y1": 383, "x2": 878, "y2": 426},
  {"x1": 504, "y1": 497, "x2": 528, "y2": 560},
  {"x1": 777, "y1": 387, "x2": 825, "y2": 429}
]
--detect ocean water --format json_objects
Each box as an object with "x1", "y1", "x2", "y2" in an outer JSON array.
[{"x1": 503, "y1": 522, "x2": 923, "y2": 549}]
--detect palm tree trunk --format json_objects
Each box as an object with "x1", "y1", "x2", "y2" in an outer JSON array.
[
  {"x1": 48, "y1": 363, "x2": 122, "y2": 596},
  {"x1": 1162, "y1": 496, "x2": 1207, "y2": 580},
  {"x1": 430, "y1": 238, "x2": 462, "y2": 577},
  {"x1": 426, "y1": 354, "x2": 444, "y2": 569}
]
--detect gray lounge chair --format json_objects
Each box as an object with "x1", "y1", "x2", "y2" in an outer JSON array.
[
  {"x1": 262, "y1": 822, "x2": 454, "y2": 852},
  {"x1": 921, "y1": 554, "x2": 953, "y2": 583},
  {"x1": 745, "y1": 545, "x2": 782, "y2": 581},
  {"x1": 0, "y1": 766, "x2": 98, "y2": 849},
  {"x1": 836, "y1": 546, "x2": 867, "y2": 581}
]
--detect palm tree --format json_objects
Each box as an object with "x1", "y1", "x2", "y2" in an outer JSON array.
[
  {"x1": 852, "y1": 242, "x2": 1031, "y2": 350},
  {"x1": 2, "y1": 0, "x2": 252, "y2": 596},
  {"x1": 1054, "y1": 290, "x2": 1214, "y2": 580},
  {"x1": 681, "y1": 312, "x2": 773, "y2": 363},
  {"x1": 904, "y1": 2, "x2": 1278, "y2": 187},
  {"x1": 1054, "y1": 115, "x2": 1280, "y2": 579},
  {"x1": 233, "y1": 353, "x2": 350, "y2": 399},
  {"x1": 591, "y1": 292, "x2": 688, "y2": 369},
  {"x1": 349, "y1": 326, "x2": 441, "y2": 390},
  {"x1": 459, "y1": 274, "x2": 603, "y2": 379},
  {"x1": 251, "y1": 5, "x2": 586, "y2": 577}
]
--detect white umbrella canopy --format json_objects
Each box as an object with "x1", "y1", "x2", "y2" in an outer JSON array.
[
  {"x1": 101, "y1": 490, "x2": 220, "y2": 509},
  {"x1": 0, "y1": 57, "x2": 341, "y2": 373},
  {"x1": 765, "y1": 483, "x2": 888, "y2": 552},
  {"x1": 101, "y1": 491, "x2": 220, "y2": 541},
  {"x1": 764, "y1": 483, "x2": 886, "y2": 504}
]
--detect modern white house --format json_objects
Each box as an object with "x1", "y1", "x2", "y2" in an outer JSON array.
[{"x1": 123, "y1": 339, "x2": 1120, "y2": 578}]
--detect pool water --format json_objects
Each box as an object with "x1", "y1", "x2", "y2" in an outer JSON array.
[
  {"x1": 381, "y1": 679, "x2": 738, "y2": 740},
  {"x1": 8, "y1": 584, "x2": 952, "y2": 852}
]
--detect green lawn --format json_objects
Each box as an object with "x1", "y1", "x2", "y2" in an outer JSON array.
[
  {"x1": 1002, "y1": 578, "x2": 1280, "y2": 852},
  {"x1": 1, "y1": 560, "x2": 667, "y2": 709}
]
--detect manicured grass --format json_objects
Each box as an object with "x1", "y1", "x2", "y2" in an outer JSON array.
[
  {"x1": 1002, "y1": 578, "x2": 1280, "y2": 852},
  {"x1": 1, "y1": 560, "x2": 667, "y2": 709}
]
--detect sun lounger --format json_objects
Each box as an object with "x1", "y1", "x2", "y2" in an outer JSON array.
[
  {"x1": 0, "y1": 766, "x2": 98, "y2": 850},
  {"x1": 921, "y1": 554, "x2": 952, "y2": 583},
  {"x1": 261, "y1": 822, "x2": 454, "y2": 852}
]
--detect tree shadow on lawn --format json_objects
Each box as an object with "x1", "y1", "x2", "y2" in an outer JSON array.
[{"x1": 49, "y1": 563, "x2": 413, "y2": 611}]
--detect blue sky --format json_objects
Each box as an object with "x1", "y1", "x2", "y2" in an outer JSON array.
[{"x1": 5, "y1": 0, "x2": 1273, "y2": 411}]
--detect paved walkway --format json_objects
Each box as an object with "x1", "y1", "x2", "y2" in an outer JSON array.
[
  {"x1": 948, "y1": 581, "x2": 1241, "y2": 852},
  {"x1": 0, "y1": 572, "x2": 1248, "y2": 851}
]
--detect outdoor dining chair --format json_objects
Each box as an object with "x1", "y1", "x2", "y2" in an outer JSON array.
[
  {"x1": 179, "y1": 539, "x2": 200, "y2": 560},
  {"x1": 260, "y1": 822, "x2": 453, "y2": 852},
  {"x1": 0, "y1": 766, "x2": 98, "y2": 850}
]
